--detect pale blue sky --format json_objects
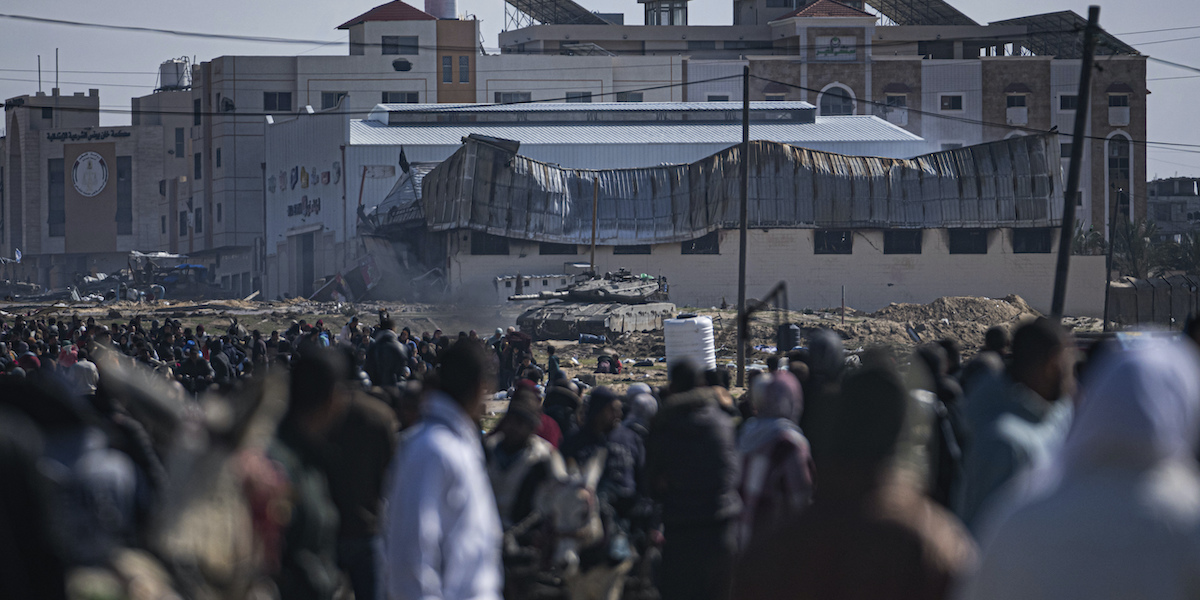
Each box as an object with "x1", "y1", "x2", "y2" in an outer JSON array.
[{"x1": 2, "y1": 0, "x2": 1198, "y2": 176}]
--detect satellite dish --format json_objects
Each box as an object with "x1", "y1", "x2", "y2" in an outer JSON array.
[{"x1": 392, "y1": 59, "x2": 413, "y2": 72}]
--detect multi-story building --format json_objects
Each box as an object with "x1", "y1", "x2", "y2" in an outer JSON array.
[
  {"x1": 500, "y1": 0, "x2": 1148, "y2": 241},
  {"x1": 1148, "y1": 177, "x2": 1200, "y2": 240},
  {"x1": 1, "y1": 87, "x2": 188, "y2": 287}
]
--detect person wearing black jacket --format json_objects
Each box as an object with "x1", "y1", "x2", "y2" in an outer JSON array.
[
  {"x1": 645, "y1": 359, "x2": 742, "y2": 600},
  {"x1": 366, "y1": 319, "x2": 408, "y2": 388}
]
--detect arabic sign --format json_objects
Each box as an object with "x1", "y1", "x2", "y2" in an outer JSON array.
[
  {"x1": 815, "y1": 36, "x2": 856, "y2": 61},
  {"x1": 287, "y1": 195, "x2": 321, "y2": 217},
  {"x1": 46, "y1": 129, "x2": 132, "y2": 142}
]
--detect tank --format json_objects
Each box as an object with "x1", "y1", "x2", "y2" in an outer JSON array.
[
  {"x1": 664, "y1": 316, "x2": 717, "y2": 370},
  {"x1": 425, "y1": 0, "x2": 458, "y2": 19},
  {"x1": 158, "y1": 59, "x2": 188, "y2": 91},
  {"x1": 510, "y1": 268, "x2": 675, "y2": 340}
]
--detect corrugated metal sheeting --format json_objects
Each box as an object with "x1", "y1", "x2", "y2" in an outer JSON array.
[{"x1": 421, "y1": 133, "x2": 1063, "y2": 245}]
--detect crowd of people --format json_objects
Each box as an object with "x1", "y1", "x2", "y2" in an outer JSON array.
[{"x1": 3, "y1": 307, "x2": 1200, "y2": 600}]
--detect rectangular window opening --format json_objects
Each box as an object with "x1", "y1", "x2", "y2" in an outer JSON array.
[
  {"x1": 940, "y1": 95, "x2": 963, "y2": 111},
  {"x1": 174, "y1": 127, "x2": 185, "y2": 158},
  {"x1": 494, "y1": 91, "x2": 532, "y2": 104},
  {"x1": 949, "y1": 229, "x2": 990, "y2": 254},
  {"x1": 1059, "y1": 94, "x2": 1078, "y2": 111},
  {"x1": 320, "y1": 91, "x2": 347, "y2": 110},
  {"x1": 814, "y1": 230, "x2": 852, "y2": 254},
  {"x1": 263, "y1": 91, "x2": 292, "y2": 112},
  {"x1": 382, "y1": 35, "x2": 418, "y2": 55},
  {"x1": 470, "y1": 231, "x2": 510, "y2": 255},
  {"x1": 1006, "y1": 94, "x2": 1027, "y2": 108},
  {"x1": 48, "y1": 158, "x2": 65, "y2": 237},
  {"x1": 1012, "y1": 227, "x2": 1054, "y2": 253},
  {"x1": 382, "y1": 91, "x2": 419, "y2": 104},
  {"x1": 539, "y1": 242, "x2": 578, "y2": 255},
  {"x1": 681, "y1": 230, "x2": 720, "y2": 254},
  {"x1": 614, "y1": 244, "x2": 651, "y2": 255},
  {"x1": 459, "y1": 56, "x2": 470, "y2": 83},
  {"x1": 616, "y1": 91, "x2": 644, "y2": 102},
  {"x1": 442, "y1": 56, "x2": 452, "y2": 83},
  {"x1": 883, "y1": 230, "x2": 922, "y2": 254},
  {"x1": 566, "y1": 91, "x2": 593, "y2": 103}
]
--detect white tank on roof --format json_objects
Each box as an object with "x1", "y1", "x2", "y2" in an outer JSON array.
[{"x1": 425, "y1": 0, "x2": 457, "y2": 19}]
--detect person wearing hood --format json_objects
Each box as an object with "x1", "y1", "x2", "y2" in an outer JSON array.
[
  {"x1": 798, "y1": 328, "x2": 845, "y2": 470},
  {"x1": 733, "y1": 366, "x2": 976, "y2": 600},
  {"x1": 736, "y1": 371, "x2": 815, "y2": 549},
  {"x1": 364, "y1": 318, "x2": 408, "y2": 388},
  {"x1": 957, "y1": 339, "x2": 1200, "y2": 600},
  {"x1": 544, "y1": 379, "x2": 583, "y2": 440},
  {"x1": 646, "y1": 359, "x2": 742, "y2": 600}
]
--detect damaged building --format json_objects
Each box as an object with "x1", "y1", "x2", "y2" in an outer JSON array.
[{"x1": 372, "y1": 132, "x2": 1104, "y2": 315}]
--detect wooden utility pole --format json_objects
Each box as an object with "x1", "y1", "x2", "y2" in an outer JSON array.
[
  {"x1": 737, "y1": 66, "x2": 750, "y2": 387},
  {"x1": 1050, "y1": 5, "x2": 1100, "y2": 319}
]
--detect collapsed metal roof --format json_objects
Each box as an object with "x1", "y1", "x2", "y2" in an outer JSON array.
[
  {"x1": 991, "y1": 11, "x2": 1139, "y2": 58},
  {"x1": 420, "y1": 133, "x2": 1063, "y2": 245}
]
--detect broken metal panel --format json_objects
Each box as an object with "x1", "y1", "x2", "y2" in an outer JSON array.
[{"x1": 421, "y1": 133, "x2": 1064, "y2": 244}]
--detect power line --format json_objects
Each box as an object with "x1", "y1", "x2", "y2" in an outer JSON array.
[
  {"x1": 1115, "y1": 24, "x2": 1200, "y2": 36},
  {"x1": 1146, "y1": 56, "x2": 1200, "y2": 74},
  {"x1": 1130, "y1": 34, "x2": 1200, "y2": 47}
]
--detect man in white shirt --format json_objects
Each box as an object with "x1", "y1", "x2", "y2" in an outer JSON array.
[{"x1": 385, "y1": 341, "x2": 502, "y2": 600}]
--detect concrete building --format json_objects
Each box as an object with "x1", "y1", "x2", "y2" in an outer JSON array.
[
  {"x1": 500, "y1": 0, "x2": 1148, "y2": 239},
  {"x1": 399, "y1": 132, "x2": 1105, "y2": 316},
  {"x1": 1148, "y1": 177, "x2": 1200, "y2": 240},
  {"x1": 262, "y1": 100, "x2": 930, "y2": 299},
  {"x1": 0, "y1": 88, "x2": 185, "y2": 287}
]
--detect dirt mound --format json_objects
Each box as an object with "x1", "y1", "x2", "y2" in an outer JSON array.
[{"x1": 869, "y1": 295, "x2": 1037, "y2": 325}]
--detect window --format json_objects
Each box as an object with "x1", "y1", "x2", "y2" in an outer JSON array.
[
  {"x1": 616, "y1": 91, "x2": 644, "y2": 102},
  {"x1": 1109, "y1": 94, "x2": 1130, "y2": 107},
  {"x1": 161, "y1": 216, "x2": 166, "y2": 234},
  {"x1": 174, "y1": 127, "x2": 185, "y2": 158},
  {"x1": 1006, "y1": 95, "x2": 1027, "y2": 108},
  {"x1": 539, "y1": 242, "x2": 577, "y2": 255},
  {"x1": 724, "y1": 40, "x2": 772, "y2": 51},
  {"x1": 194, "y1": 98, "x2": 202, "y2": 125},
  {"x1": 179, "y1": 210, "x2": 188, "y2": 236},
  {"x1": 764, "y1": 93, "x2": 786, "y2": 102},
  {"x1": 215, "y1": 148, "x2": 221, "y2": 168},
  {"x1": 682, "y1": 231, "x2": 720, "y2": 254},
  {"x1": 1012, "y1": 228, "x2": 1053, "y2": 253},
  {"x1": 886, "y1": 94, "x2": 907, "y2": 108},
  {"x1": 814, "y1": 230, "x2": 852, "y2": 254},
  {"x1": 194, "y1": 207, "x2": 203, "y2": 234},
  {"x1": 320, "y1": 91, "x2": 347, "y2": 110},
  {"x1": 819, "y1": 87, "x2": 854, "y2": 116},
  {"x1": 41, "y1": 107, "x2": 52, "y2": 119},
  {"x1": 116, "y1": 156, "x2": 132, "y2": 235},
  {"x1": 687, "y1": 40, "x2": 716, "y2": 51},
  {"x1": 614, "y1": 244, "x2": 652, "y2": 255},
  {"x1": 194, "y1": 153, "x2": 202, "y2": 180},
  {"x1": 382, "y1": 91, "x2": 419, "y2": 104},
  {"x1": 884, "y1": 230, "x2": 922, "y2": 254},
  {"x1": 459, "y1": 56, "x2": 470, "y2": 83},
  {"x1": 949, "y1": 229, "x2": 989, "y2": 254},
  {"x1": 217, "y1": 203, "x2": 222, "y2": 222},
  {"x1": 1059, "y1": 94, "x2": 1078, "y2": 111},
  {"x1": 263, "y1": 91, "x2": 292, "y2": 112},
  {"x1": 494, "y1": 91, "x2": 532, "y2": 104},
  {"x1": 382, "y1": 36, "x2": 418, "y2": 55},
  {"x1": 48, "y1": 158, "x2": 65, "y2": 237},
  {"x1": 645, "y1": 0, "x2": 687, "y2": 25},
  {"x1": 940, "y1": 95, "x2": 963, "y2": 111},
  {"x1": 707, "y1": 94, "x2": 730, "y2": 102},
  {"x1": 470, "y1": 232, "x2": 509, "y2": 255},
  {"x1": 566, "y1": 91, "x2": 592, "y2": 103},
  {"x1": 1109, "y1": 137, "x2": 1131, "y2": 182},
  {"x1": 442, "y1": 56, "x2": 452, "y2": 83}
]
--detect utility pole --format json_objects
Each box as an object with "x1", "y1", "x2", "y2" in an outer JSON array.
[
  {"x1": 1050, "y1": 5, "x2": 1100, "y2": 319},
  {"x1": 591, "y1": 177, "x2": 599, "y2": 273},
  {"x1": 1102, "y1": 186, "x2": 1122, "y2": 331},
  {"x1": 737, "y1": 65, "x2": 750, "y2": 387}
]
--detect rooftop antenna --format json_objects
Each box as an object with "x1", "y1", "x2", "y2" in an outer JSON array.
[
  {"x1": 37, "y1": 55, "x2": 41, "y2": 92},
  {"x1": 55, "y1": 48, "x2": 59, "y2": 90}
]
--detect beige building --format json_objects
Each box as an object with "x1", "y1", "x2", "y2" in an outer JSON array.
[{"x1": 1, "y1": 88, "x2": 182, "y2": 287}]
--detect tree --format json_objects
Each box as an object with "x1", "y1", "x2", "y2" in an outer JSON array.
[
  {"x1": 1072, "y1": 224, "x2": 1106, "y2": 256},
  {"x1": 1113, "y1": 218, "x2": 1162, "y2": 278}
]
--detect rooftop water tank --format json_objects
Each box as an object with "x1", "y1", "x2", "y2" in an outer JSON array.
[
  {"x1": 425, "y1": 0, "x2": 457, "y2": 19},
  {"x1": 664, "y1": 316, "x2": 717, "y2": 371},
  {"x1": 158, "y1": 59, "x2": 188, "y2": 91}
]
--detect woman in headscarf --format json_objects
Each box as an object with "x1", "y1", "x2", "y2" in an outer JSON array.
[
  {"x1": 959, "y1": 339, "x2": 1200, "y2": 600},
  {"x1": 735, "y1": 370, "x2": 815, "y2": 549}
]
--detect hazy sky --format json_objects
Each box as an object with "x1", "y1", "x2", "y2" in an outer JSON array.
[{"x1": 2, "y1": 0, "x2": 1198, "y2": 177}]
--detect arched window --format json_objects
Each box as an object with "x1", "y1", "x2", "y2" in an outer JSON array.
[
  {"x1": 818, "y1": 85, "x2": 855, "y2": 116},
  {"x1": 1108, "y1": 134, "x2": 1131, "y2": 220}
]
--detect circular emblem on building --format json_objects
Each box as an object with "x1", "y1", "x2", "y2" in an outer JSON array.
[{"x1": 72, "y1": 151, "x2": 108, "y2": 197}]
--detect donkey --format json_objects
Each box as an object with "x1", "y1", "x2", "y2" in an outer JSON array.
[{"x1": 535, "y1": 449, "x2": 634, "y2": 600}]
